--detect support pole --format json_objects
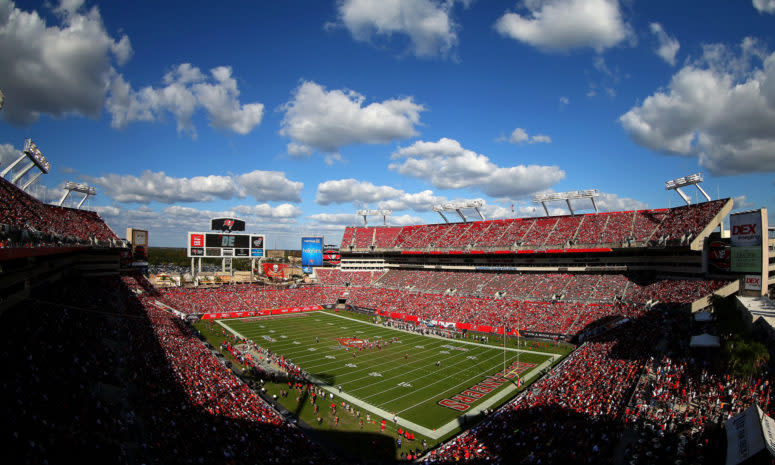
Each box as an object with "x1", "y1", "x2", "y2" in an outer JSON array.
[
  {"x1": 695, "y1": 184, "x2": 711, "y2": 202},
  {"x1": 22, "y1": 172, "x2": 43, "y2": 191},
  {"x1": 76, "y1": 192, "x2": 89, "y2": 209},
  {"x1": 0, "y1": 153, "x2": 26, "y2": 178},
  {"x1": 11, "y1": 161, "x2": 35, "y2": 185}
]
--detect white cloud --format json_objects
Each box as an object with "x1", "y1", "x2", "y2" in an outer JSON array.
[
  {"x1": 620, "y1": 40, "x2": 775, "y2": 175},
  {"x1": 509, "y1": 127, "x2": 528, "y2": 143},
  {"x1": 85, "y1": 170, "x2": 241, "y2": 204},
  {"x1": 559, "y1": 96, "x2": 570, "y2": 105},
  {"x1": 0, "y1": 0, "x2": 131, "y2": 125},
  {"x1": 649, "y1": 23, "x2": 679, "y2": 66},
  {"x1": 308, "y1": 213, "x2": 361, "y2": 225},
  {"x1": 732, "y1": 195, "x2": 754, "y2": 210},
  {"x1": 753, "y1": 0, "x2": 775, "y2": 14},
  {"x1": 336, "y1": 0, "x2": 461, "y2": 57},
  {"x1": 93, "y1": 204, "x2": 310, "y2": 248},
  {"x1": 594, "y1": 192, "x2": 648, "y2": 212},
  {"x1": 85, "y1": 169, "x2": 303, "y2": 205},
  {"x1": 377, "y1": 189, "x2": 447, "y2": 211},
  {"x1": 232, "y1": 203, "x2": 303, "y2": 219},
  {"x1": 236, "y1": 170, "x2": 303, "y2": 203},
  {"x1": 0, "y1": 143, "x2": 21, "y2": 167},
  {"x1": 494, "y1": 0, "x2": 632, "y2": 52},
  {"x1": 316, "y1": 178, "x2": 403, "y2": 205},
  {"x1": 389, "y1": 138, "x2": 565, "y2": 198},
  {"x1": 106, "y1": 64, "x2": 263, "y2": 136},
  {"x1": 280, "y1": 81, "x2": 425, "y2": 156},
  {"x1": 507, "y1": 127, "x2": 552, "y2": 144}
]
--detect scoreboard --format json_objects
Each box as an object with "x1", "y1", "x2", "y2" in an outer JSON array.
[{"x1": 188, "y1": 232, "x2": 264, "y2": 258}]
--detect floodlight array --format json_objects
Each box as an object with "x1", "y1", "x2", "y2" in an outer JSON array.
[
  {"x1": 24, "y1": 139, "x2": 50, "y2": 174},
  {"x1": 533, "y1": 189, "x2": 599, "y2": 203},
  {"x1": 356, "y1": 209, "x2": 392, "y2": 226},
  {"x1": 63, "y1": 181, "x2": 97, "y2": 195},
  {"x1": 431, "y1": 199, "x2": 486, "y2": 223},
  {"x1": 532, "y1": 189, "x2": 600, "y2": 216},
  {"x1": 665, "y1": 173, "x2": 704, "y2": 190}
]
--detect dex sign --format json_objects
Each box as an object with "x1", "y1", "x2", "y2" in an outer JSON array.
[{"x1": 730, "y1": 211, "x2": 762, "y2": 247}]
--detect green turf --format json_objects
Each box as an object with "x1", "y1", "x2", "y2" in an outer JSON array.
[{"x1": 221, "y1": 310, "x2": 554, "y2": 431}]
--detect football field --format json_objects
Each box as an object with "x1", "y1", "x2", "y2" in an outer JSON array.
[{"x1": 220, "y1": 310, "x2": 559, "y2": 439}]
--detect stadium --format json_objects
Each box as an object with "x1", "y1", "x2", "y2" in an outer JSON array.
[
  {"x1": 2, "y1": 150, "x2": 774, "y2": 464},
  {"x1": 3, "y1": 2, "x2": 775, "y2": 464}
]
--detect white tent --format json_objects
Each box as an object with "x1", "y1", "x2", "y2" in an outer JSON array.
[
  {"x1": 690, "y1": 333, "x2": 720, "y2": 348},
  {"x1": 726, "y1": 404, "x2": 775, "y2": 465}
]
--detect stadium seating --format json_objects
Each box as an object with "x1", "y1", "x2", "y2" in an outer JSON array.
[
  {"x1": 373, "y1": 226, "x2": 402, "y2": 248},
  {"x1": 353, "y1": 227, "x2": 373, "y2": 249},
  {"x1": 340, "y1": 227, "x2": 355, "y2": 249},
  {"x1": 0, "y1": 177, "x2": 118, "y2": 247},
  {"x1": 3, "y1": 275, "x2": 330, "y2": 464},
  {"x1": 332, "y1": 200, "x2": 729, "y2": 253}
]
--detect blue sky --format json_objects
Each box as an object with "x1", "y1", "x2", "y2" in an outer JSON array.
[{"x1": 1, "y1": 0, "x2": 774, "y2": 248}]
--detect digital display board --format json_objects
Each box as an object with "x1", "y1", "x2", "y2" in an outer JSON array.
[
  {"x1": 188, "y1": 232, "x2": 264, "y2": 258},
  {"x1": 301, "y1": 236, "x2": 323, "y2": 268}
]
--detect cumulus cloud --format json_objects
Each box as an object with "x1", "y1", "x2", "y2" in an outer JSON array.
[
  {"x1": 377, "y1": 189, "x2": 447, "y2": 212},
  {"x1": 86, "y1": 169, "x2": 302, "y2": 204},
  {"x1": 753, "y1": 0, "x2": 775, "y2": 14},
  {"x1": 0, "y1": 143, "x2": 22, "y2": 167},
  {"x1": 620, "y1": 39, "x2": 775, "y2": 175},
  {"x1": 649, "y1": 23, "x2": 680, "y2": 66},
  {"x1": 106, "y1": 64, "x2": 263, "y2": 136},
  {"x1": 280, "y1": 81, "x2": 424, "y2": 156},
  {"x1": 85, "y1": 170, "x2": 241, "y2": 204},
  {"x1": 559, "y1": 96, "x2": 570, "y2": 106},
  {"x1": 335, "y1": 0, "x2": 462, "y2": 57},
  {"x1": 316, "y1": 178, "x2": 403, "y2": 205},
  {"x1": 236, "y1": 170, "x2": 303, "y2": 203},
  {"x1": 308, "y1": 213, "x2": 361, "y2": 225},
  {"x1": 494, "y1": 0, "x2": 632, "y2": 52},
  {"x1": 94, "y1": 204, "x2": 306, "y2": 248},
  {"x1": 503, "y1": 127, "x2": 552, "y2": 144},
  {"x1": 0, "y1": 0, "x2": 131, "y2": 125},
  {"x1": 732, "y1": 195, "x2": 754, "y2": 210},
  {"x1": 230, "y1": 203, "x2": 303, "y2": 219},
  {"x1": 389, "y1": 138, "x2": 565, "y2": 198},
  {"x1": 594, "y1": 192, "x2": 648, "y2": 212}
]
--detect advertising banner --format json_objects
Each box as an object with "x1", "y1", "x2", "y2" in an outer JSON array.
[
  {"x1": 302, "y1": 236, "x2": 323, "y2": 267},
  {"x1": 200, "y1": 305, "x2": 322, "y2": 320},
  {"x1": 745, "y1": 275, "x2": 763, "y2": 291},
  {"x1": 732, "y1": 247, "x2": 762, "y2": 273},
  {"x1": 730, "y1": 211, "x2": 763, "y2": 247}
]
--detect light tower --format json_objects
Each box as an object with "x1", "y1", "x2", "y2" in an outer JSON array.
[
  {"x1": 57, "y1": 182, "x2": 97, "y2": 209},
  {"x1": 1, "y1": 139, "x2": 51, "y2": 191},
  {"x1": 431, "y1": 200, "x2": 486, "y2": 223},
  {"x1": 356, "y1": 209, "x2": 393, "y2": 226},
  {"x1": 532, "y1": 189, "x2": 600, "y2": 216},
  {"x1": 665, "y1": 173, "x2": 710, "y2": 205}
]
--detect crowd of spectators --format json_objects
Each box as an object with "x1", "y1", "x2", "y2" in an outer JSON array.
[
  {"x1": 3, "y1": 274, "x2": 330, "y2": 464},
  {"x1": 339, "y1": 199, "x2": 728, "y2": 251},
  {"x1": 0, "y1": 177, "x2": 118, "y2": 247},
  {"x1": 429, "y1": 304, "x2": 773, "y2": 464},
  {"x1": 315, "y1": 268, "x2": 380, "y2": 287},
  {"x1": 157, "y1": 284, "x2": 340, "y2": 315}
]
